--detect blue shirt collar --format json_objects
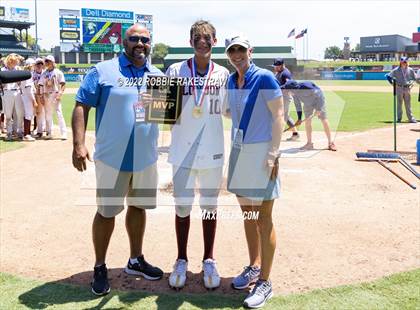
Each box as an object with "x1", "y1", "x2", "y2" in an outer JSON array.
[
  {"x1": 232, "y1": 63, "x2": 256, "y2": 88},
  {"x1": 119, "y1": 53, "x2": 151, "y2": 72}
]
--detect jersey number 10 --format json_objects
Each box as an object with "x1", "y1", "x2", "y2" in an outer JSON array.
[{"x1": 209, "y1": 99, "x2": 221, "y2": 115}]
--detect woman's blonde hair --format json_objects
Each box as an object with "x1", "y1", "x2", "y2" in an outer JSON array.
[{"x1": 5, "y1": 53, "x2": 24, "y2": 67}]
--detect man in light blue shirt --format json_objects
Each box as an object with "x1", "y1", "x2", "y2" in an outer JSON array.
[{"x1": 72, "y1": 24, "x2": 163, "y2": 296}]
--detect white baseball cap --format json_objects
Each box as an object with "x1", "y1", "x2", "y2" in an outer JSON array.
[
  {"x1": 45, "y1": 55, "x2": 55, "y2": 63},
  {"x1": 35, "y1": 57, "x2": 44, "y2": 64},
  {"x1": 25, "y1": 58, "x2": 35, "y2": 66},
  {"x1": 225, "y1": 34, "x2": 251, "y2": 52}
]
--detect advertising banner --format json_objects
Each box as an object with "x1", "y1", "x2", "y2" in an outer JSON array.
[
  {"x1": 60, "y1": 30, "x2": 81, "y2": 41},
  {"x1": 10, "y1": 7, "x2": 29, "y2": 22},
  {"x1": 135, "y1": 14, "x2": 153, "y2": 43},
  {"x1": 59, "y1": 9, "x2": 80, "y2": 17},
  {"x1": 82, "y1": 43, "x2": 123, "y2": 53},
  {"x1": 83, "y1": 21, "x2": 122, "y2": 44},
  {"x1": 81, "y1": 8, "x2": 133, "y2": 23},
  {"x1": 60, "y1": 18, "x2": 80, "y2": 29},
  {"x1": 60, "y1": 42, "x2": 82, "y2": 52},
  {"x1": 81, "y1": 8, "x2": 133, "y2": 52}
]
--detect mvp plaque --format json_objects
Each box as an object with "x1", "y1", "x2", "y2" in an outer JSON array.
[{"x1": 146, "y1": 76, "x2": 183, "y2": 124}]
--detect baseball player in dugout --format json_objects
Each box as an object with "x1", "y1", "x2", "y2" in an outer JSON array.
[
  {"x1": 164, "y1": 20, "x2": 229, "y2": 290},
  {"x1": 71, "y1": 24, "x2": 163, "y2": 296},
  {"x1": 38, "y1": 55, "x2": 68, "y2": 140},
  {"x1": 386, "y1": 56, "x2": 419, "y2": 123}
]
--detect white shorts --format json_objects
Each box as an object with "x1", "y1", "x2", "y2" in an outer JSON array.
[
  {"x1": 95, "y1": 160, "x2": 158, "y2": 218},
  {"x1": 228, "y1": 142, "x2": 280, "y2": 202},
  {"x1": 172, "y1": 165, "x2": 223, "y2": 217}
]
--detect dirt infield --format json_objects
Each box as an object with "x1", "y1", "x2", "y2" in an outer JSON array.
[{"x1": 1, "y1": 125, "x2": 419, "y2": 295}]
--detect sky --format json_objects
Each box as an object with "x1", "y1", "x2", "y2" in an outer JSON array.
[{"x1": 2, "y1": 0, "x2": 420, "y2": 60}]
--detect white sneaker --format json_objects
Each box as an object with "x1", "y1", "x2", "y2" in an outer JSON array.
[
  {"x1": 243, "y1": 279, "x2": 273, "y2": 308},
  {"x1": 168, "y1": 259, "x2": 188, "y2": 289},
  {"x1": 202, "y1": 258, "x2": 220, "y2": 289},
  {"x1": 23, "y1": 135, "x2": 35, "y2": 142},
  {"x1": 60, "y1": 133, "x2": 68, "y2": 140}
]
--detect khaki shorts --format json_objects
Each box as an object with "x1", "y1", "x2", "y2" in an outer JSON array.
[{"x1": 95, "y1": 160, "x2": 158, "y2": 218}]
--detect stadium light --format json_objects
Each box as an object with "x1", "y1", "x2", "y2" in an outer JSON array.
[{"x1": 35, "y1": 0, "x2": 39, "y2": 55}]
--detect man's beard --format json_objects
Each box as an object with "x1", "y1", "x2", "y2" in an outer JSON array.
[{"x1": 129, "y1": 47, "x2": 149, "y2": 61}]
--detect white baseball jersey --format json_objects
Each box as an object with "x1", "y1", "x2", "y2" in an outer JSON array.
[
  {"x1": 32, "y1": 70, "x2": 43, "y2": 94},
  {"x1": 20, "y1": 74, "x2": 35, "y2": 96},
  {"x1": 39, "y1": 68, "x2": 65, "y2": 93},
  {"x1": 166, "y1": 59, "x2": 229, "y2": 169},
  {"x1": 0, "y1": 67, "x2": 21, "y2": 91}
]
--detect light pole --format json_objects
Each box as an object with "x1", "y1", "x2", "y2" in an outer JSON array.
[{"x1": 35, "y1": 0, "x2": 39, "y2": 56}]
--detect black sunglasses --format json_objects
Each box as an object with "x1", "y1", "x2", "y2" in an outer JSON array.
[
  {"x1": 227, "y1": 45, "x2": 247, "y2": 53},
  {"x1": 128, "y1": 36, "x2": 150, "y2": 44}
]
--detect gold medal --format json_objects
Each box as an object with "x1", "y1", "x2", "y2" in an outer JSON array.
[{"x1": 192, "y1": 106, "x2": 202, "y2": 118}]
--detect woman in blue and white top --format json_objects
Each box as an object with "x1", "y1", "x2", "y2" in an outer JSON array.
[{"x1": 224, "y1": 35, "x2": 284, "y2": 309}]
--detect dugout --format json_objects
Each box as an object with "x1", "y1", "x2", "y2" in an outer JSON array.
[{"x1": 0, "y1": 19, "x2": 36, "y2": 58}]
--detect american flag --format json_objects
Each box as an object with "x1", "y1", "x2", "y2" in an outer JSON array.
[
  {"x1": 287, "y1": 28, "x2": 295, "y2": 38},
  {"x1": 295, "y1": 28, "x2": 308, "y2": 39}
]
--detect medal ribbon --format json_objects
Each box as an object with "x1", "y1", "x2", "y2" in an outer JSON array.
[{"x1": 189, "y1": 57, "x2": 214, "y2": 108}]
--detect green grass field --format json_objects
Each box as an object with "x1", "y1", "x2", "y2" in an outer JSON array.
[
  {"x1": 60, "y1": 90, "x2": 419, "y2": 133},
  {"x1": 299, "y1": 60, "x2": 420, "y2": 68},
  {"x1": 1, "y1": 269, "x2": 419, "y2": 309},
  {"x1": 0, "y1": 140, "x2": 25, "y2": 154},
  {"x1": 313, "y1": 80, "x2": 389, "y2": 86}
]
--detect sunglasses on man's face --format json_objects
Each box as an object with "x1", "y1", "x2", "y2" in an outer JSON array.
[{"x1": 127, "y1": 36, "x2": 150, "y2": 44}]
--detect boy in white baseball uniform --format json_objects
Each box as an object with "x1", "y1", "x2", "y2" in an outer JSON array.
[
  {"x1": 20, "y1": 58, "x2": 37, "y2": 141},
  {"x1": 165, "y1": 20, "x2": 229, "y2": 290},
  {"x1": 38, "y1": 55, "x2": 67, "y2": 140},
  {"x1": 1, "y1": 53, "x2": 24, "y2": 141},
  {"x1": 32, "y1": 58, "x2": 46, "y2": 138}
]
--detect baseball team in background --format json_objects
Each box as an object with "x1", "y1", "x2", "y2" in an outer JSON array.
[
  {"x1": 0, "y1": 54, "x2": 67, "y2": 141},
  {"x1": 2, "y1": 19, "x2": 419, "y2": 309}
]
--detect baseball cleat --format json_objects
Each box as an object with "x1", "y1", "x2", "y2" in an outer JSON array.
[
  {"x1": 44, "y1": 133, "x2": 52, "y2": 140},
  {"x1": 23, "y1": 135, "x2": 35, "y2": 142},
  {"x1": 202, "y1": 258, "x2": 220, "y2": 289},
  {"x1": 300, "y1": 142, "x2": 314, "y2": 150},
  {"x1": 232, "y1": 265, "x2": 261, "y2": 290},
  {"x1": 168, "y1": 259, "x2": 188, "y2": 289},
  {"x1": 286, "y1": 133, "x2": 300, "y2": 141},
  {"x1": 328, "y1": 142, "x2": 337, "y2": 151}
]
